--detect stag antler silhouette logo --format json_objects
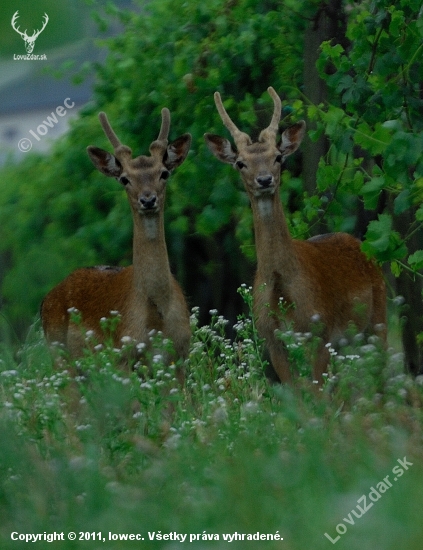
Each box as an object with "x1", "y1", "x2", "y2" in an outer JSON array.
[{"x1": 11, "y1": 11, "x2": 49, "y2": 54}]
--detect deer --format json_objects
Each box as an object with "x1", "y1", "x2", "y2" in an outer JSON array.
[
  {"x1": 204, "y1": 87, "x2": 386, "y2": 384},
  {"x1": 41, "y1": 108, "x2": 192, "y2": 378},
  {"x1": 11, "y1": 11, "x2": 49, "y2": 54}
]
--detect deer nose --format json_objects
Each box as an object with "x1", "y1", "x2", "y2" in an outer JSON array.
[
  {"x1": 139, "y1": 195, "x2": 157, "y2": 210},
  {"x1": 256, "y1": 175, "x2": 274, "y2": 188}
]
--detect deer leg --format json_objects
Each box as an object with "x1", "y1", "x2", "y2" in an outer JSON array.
[
  {"x1": 312, "y1": 342, "x2": 330, "y2": 385},
  {"x1": 162, "y1": 311, "x2": 191, "y2": 385},
  {"x1": 370, "y1": 281, "x2": 387, "y2": 348},
  {"x1": 267, "y1": 341, "x2": 293, "y2": 384}
]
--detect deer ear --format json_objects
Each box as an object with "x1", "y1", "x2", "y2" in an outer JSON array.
[
  {"x1": 164, "y1": 134, "x2": 192, "y2": 171},
  {"x1": 87, "y1": 146, "x2": 123, "y2": 177},
  {"x1": 204, "y1": 133, "x2": 237, "y2": 164},
  {"x1": 278, "y1": 121, "x2": 306, "y2": 158}
]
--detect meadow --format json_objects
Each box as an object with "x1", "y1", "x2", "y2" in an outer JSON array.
[{"x1": 0, "y1": 287, "x2": 423, "y2": 549}]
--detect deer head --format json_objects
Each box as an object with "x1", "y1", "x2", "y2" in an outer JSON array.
[
  {"x1": 204, "y1": 87, "x2": 305, "y2": 199},
  {"x1": 11, "y1": 11, "x2": 49, "y2": 54},
  {"x1": 87, "y1": 109, "x2": 191, "y2": 217}
]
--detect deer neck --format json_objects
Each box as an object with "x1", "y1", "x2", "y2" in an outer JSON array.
[
  {"x1": 132, "y1": 212, "x2": 172, "y2": 303},
  {"x1": 251, "y1": 192, "x2": 299, "y2": 283}
]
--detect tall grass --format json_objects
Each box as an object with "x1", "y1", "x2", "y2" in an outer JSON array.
[{"x1": 1, "y1": 287, "x2": 423, "y2": 549}]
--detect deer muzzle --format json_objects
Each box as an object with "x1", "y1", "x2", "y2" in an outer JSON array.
[
  {"x1": 255, "y1": 175, "x2": 274, "y2": 189},
  {"x1": 139, "y1": 194, "x2": 158, "y2": 213}
]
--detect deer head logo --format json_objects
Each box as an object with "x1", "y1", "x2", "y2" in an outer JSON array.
[{"x1": 11, "y1": 11, "x2": 49, "y2": 54}]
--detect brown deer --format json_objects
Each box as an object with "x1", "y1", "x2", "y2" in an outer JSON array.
[
  {"x1": 41, "y1": 108, "x2": 192, "y2": 371},
  {"x1": 205, "y1": 87, "x2": 386, "y2": 384}
]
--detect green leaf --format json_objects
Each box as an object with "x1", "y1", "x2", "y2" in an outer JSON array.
[
  {"x1": 321, "y1": 107, "x2": 347, "y2": 136},
  {"x1": 354, "y1": 123, "x2": 392, "y2": 156},
  {"x1": 351, "y1": 170, "x2": 364, "y2": 194},
  {"x1": 362, "y1": 214, "x2": 408, "y2": 262},
  {"x1": 394, "y1": 189, "x2": 410, "y2": 215},
  {"x1": 390, "y1": 260, "x2": 402, "y2": 277},
  {"x1": 364, "y1": 214, "x2": 391, "y2": 252},
  {"x1": 360, "y1": 176, "x2": 385, "y2": 210},
  {"x1": 415, "y1": 205, "x2": 423, "y2": 222},
  {"x1": 385, "y1": 132, "x2": 423, "y2": 167},
  {"x1": 408, "y1": 250, "x2": 423, "y2": 271},
  {"x1": 389, "y1": 9, "x2": 405, "y2": 38},
  {"x1": 316, "y1": 159, "x2": 342, "y2": 192}
]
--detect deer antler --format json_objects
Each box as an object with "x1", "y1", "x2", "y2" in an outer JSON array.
[
  {"x1": 258, "y1": 87, "x2": 282, "y2": 143},
  {"x1": 149, "y1": 108, "x2": 171, "y2": 157},
  {"x1": 99, "y1": 112, "x2": 121, "y2": 148},
  {"x1": 157, "y1": 108, "x2": 170, "y2": 142},
  {"x1": 98, "y1": 112, "x2": 132, "y2": 159},
  {"x1": 214, "y1": 92, "x2": 252, "y2": 147},
  {"x1": 11, "y1": 11, "x2": 27, "y2": 38},
  {"x1": 31, "y1": 13, "x2": 49, "y2": 40}
]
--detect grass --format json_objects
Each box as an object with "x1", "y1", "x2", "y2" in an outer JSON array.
[{"x1": 1, "y1": 287, "x2": 423, "y2": 549}]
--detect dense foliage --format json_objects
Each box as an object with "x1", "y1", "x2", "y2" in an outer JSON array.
[
  {"x1": 313, "y1": 0, "x2": 423, "y2": 370},
  {"x1": 315, "y1": 0, "x2": 423, "y2": 266}
]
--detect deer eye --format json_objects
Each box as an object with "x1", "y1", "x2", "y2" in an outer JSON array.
[
  {"x1": 119, "y1": 176, "x2": 130, "y2": 186},
  {"x1": 161, "y1": 170, "x2": 170, "y2": 181},
  {"x1": 275, "y1": 154, "x2": 283, "y2": 164},
  {"x1": 236, "y1": 160, "x2": 246, "y2": 170}
]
